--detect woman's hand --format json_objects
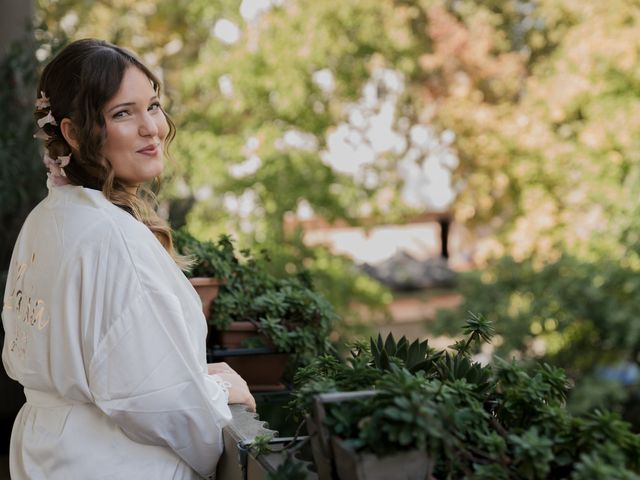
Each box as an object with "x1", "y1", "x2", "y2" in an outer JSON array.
[
  {"x1": 208, "y1": 362, "x2": 256, "y2": 412},
  {"x1": 207, "y1": 361, "x2": 232, "y2": 376}
]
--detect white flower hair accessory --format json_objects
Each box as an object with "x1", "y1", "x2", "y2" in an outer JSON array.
[
  {"x1": 34, "y1": 90, "x2": 56, "y2": 134},
  {"x1": 35, "y1": 91, "x2": 50, "y2": 109},
  {"x1": 33, "y1": 129, "x2": 50, "y2": 141},
  {"x1": 43, "y1": 152, "x2": 71, "y2": 187},
  {"x1": 34, "y1": 91, "x2": 71, "y2": 188},
  {"x1": 37, "y1": 110, "x2": 57, "y2": 128}
]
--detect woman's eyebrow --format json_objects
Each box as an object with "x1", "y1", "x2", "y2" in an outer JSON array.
[{"x1": 107, "y1": 95, "x2": 159, "y2": 113}]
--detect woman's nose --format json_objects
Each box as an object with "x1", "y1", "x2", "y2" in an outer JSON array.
[{"x1": 139, "y1": 112, "x2": 159, "y2": 137}]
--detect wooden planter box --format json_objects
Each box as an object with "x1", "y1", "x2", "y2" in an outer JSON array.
[
  {"x1": 209, "y1": 321, "x2": 289, "y2": 392},
  {"x1": 309, "y1": 391, "x2": 434, "y2": 480},
  {"x1": 216, "y1": 320, "x2": 260, "y2": 348},
  {"x1": 306, "y1": 414, "x2": 333, "y2": 480},
  {"x1": 190, "y1": 279, "x2": 291, "y2": 393},
  {"x1": 331, "y1": 437, "x2": 433, "y2": 480}
]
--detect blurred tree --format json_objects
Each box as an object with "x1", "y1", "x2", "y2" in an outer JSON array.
[
  {"x1": 443, "y1": 0, "x2": 640, "y2": 263},
  {"x1": 36, "y1": 0, "x2": 563, "y2": 248},
  {"x1": 31, "y1": 0, "x2": 640, "y2": 315},
  {"x1": 426, "y1": 0, "x2": 640, "y2": 432}
]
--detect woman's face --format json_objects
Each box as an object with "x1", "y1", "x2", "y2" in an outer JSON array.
[{"x1": 101, "y1": 66, "x2": 169, "y2": 192}]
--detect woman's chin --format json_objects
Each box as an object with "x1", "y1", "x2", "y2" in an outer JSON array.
[{"x1": 138, "y1": 160, "x2": 164, "y2": 183}]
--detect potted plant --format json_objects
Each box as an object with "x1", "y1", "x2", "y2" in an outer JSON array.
[
  {"x1": 173, "y1": 229, "x2": 233, "y2": 320},
  {"x1": 212, "y1": 242, "x2": 336, "y2": 391},
  {"x1": 176, "y1": 231, "x2": 337, "y2": 391},
  {"x1": 290, "y1": 315, "x2": 640, "y2": 479},
  {"x1": 204, "y1": 238, "x2": 275, "y2": 349}
]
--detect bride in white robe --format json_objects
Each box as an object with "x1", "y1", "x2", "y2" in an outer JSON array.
[{"x1": 2, "y1": 39, "x2": 254, "y2": 480}]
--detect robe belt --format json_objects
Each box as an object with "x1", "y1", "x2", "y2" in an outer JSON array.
[{"x1": 24, "y1": 388, "x2": 89, "y2": 407}]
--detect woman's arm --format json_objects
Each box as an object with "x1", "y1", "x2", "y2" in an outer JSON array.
[{"x1": 88, "y1": 289, "x2": 232, "y2": 478}]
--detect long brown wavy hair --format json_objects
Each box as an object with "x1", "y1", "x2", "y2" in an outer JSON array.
[{"x1": 34, "y1": 38, "x2": 188, "y2": 267}]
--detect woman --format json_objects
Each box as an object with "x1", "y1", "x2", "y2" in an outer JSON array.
[{"x1": 1, "y1": 38, "x2": 255, "y2": 479}]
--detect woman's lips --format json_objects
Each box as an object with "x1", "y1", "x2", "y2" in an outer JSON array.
[{"x1": 137, "y1": 144, "x2": 159, "y2": 155}]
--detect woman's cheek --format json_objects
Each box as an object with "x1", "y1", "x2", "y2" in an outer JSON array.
[{"x1": 158, "y1": 115, "x2": 170, "y2": 140}]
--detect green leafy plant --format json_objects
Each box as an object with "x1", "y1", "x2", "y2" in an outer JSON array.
[
  {"x1": 175, "y1": 230, "x2": 336, "y2": 360},
  {"x1": 293, "y1": 316, "x2": 640, "y2": 478},
  {"x1": 369, "y1": 333, "x2": 440, "y2": 373},
  {"x1": 288, "y1": 347, "x2": 384, "y2": 420},
  {"x1": 251, "y1": 281, "x2": 335, "y2": 358},
  {"x1": 248, "y1": 433, "x2": 275, "y2": 457},
  {"x1": 172, "y1": 229, "x2": 235, "y2": 279}
]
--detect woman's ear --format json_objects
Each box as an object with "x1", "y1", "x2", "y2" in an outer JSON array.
[{"x1": 59, "y1": 118, "x2": 80, "y2": 151}]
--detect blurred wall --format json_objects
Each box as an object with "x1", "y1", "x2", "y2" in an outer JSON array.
[
  {"x1": 0, "y1": 0, "x2": 34, "y2": 455},
  {"x1": 0, "y1": 0, "x2": 33, "y2": 55}
]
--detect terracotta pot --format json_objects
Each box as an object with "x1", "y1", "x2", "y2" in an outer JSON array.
[{"x1": 189, "y1": 277, "x2": 224, "y2": 319}]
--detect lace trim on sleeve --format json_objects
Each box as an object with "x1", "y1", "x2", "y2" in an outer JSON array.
[{"x1": 209, "y1": 374, "x2": 232, "y2": 399}]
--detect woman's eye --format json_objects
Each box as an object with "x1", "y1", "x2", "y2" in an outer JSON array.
[
  {"x1": 149, "y1": 102, "x2": 162, "y2": 111},
  {"x1": 113, "y1": 110, "x2": 129, "y2": 119}
]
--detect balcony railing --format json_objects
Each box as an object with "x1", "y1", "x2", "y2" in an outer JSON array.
[{"x1": 217, "y1": 404, "x2": 317, "y2": 480}]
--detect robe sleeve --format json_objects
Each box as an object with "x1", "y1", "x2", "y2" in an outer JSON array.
[{"x1": 88, "y1": 287, "x2": 232, "y2": 478}]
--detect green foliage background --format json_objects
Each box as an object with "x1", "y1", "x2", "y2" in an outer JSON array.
[
  {"x1": 25, "y1": 0, "x2": 640, "y2": 258},
  {"x1": 435, "y1": 254, "x2": 640, "y2": 429},
  {"x1": 3, "y1": 0, "x2": 640, "y2": 419}
]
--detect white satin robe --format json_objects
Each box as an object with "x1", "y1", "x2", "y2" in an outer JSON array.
[{"x1": 2, "y1": 185, "x2": 232, "y2": 479}]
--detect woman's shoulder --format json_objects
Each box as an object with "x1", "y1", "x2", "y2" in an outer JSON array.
[
  {"x1": 21, "y1": 184, "x2": 181, "y2": 291},
  {"x1": 22, "y1": 186, "x2": 157, "y2": 266},
  {"x1": 26, "y1": 186, "x2": 135, "y2": 250}
]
